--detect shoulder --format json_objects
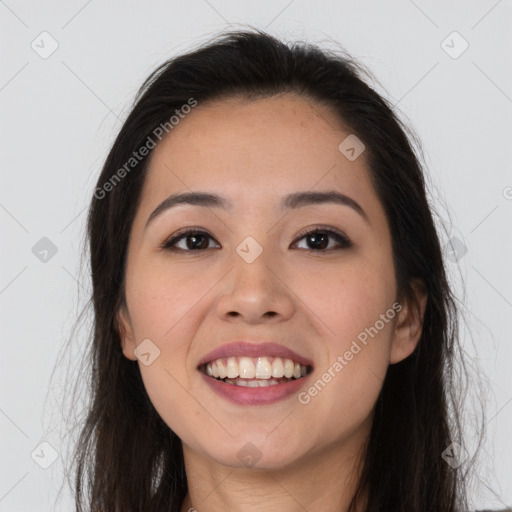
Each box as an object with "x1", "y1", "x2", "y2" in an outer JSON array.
[{"x1": 470, "y1": 509, "x2": 512, "y2": 512}]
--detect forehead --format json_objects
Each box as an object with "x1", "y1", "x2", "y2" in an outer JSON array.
[{"x1": 140, "y1": 93, "x2": 374, "y2": 213}]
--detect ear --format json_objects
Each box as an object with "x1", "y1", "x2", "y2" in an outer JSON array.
[
  {"x1": 116, "y1": 305, "x2": 137, "y2": 361},
  {"x1": 389, "y1": 279, "x2": 428, "y2": 365}
]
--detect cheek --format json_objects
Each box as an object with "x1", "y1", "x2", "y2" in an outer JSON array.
[
  {"x1": 294, "y1": 251, "x2": 397, "y2": 347},
  {"x1": 124, "y1": 258, "x2": 212, "y2": 342},
  {"x1": 124, "y1": 266, "x2": 214, "y2": 444},
  {"x1": 292, "y1": 255, "x2": 396, "y2": 415}
]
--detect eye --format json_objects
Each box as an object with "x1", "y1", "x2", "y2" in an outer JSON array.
[
  {"x1": 161, "y1": 226, "x2": 352, "y2": 253},
  {"x1": 292, "y1": 227, "x2": 352, "y2": 251},
  {"x1": 161, "y1": 228, "x2": 220, "y2": 252}
]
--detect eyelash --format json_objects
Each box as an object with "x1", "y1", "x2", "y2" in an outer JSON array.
[{"x1": 160, "y1": 226, "x2": 353, "y2": 253}]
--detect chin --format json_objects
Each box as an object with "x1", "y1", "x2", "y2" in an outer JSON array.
[
  {"x1": 198, "y1": 433, "x2": 307, "y2": 472},
  {"x1": 212, "y1": 450, "x2": 300, "y2": 471}
]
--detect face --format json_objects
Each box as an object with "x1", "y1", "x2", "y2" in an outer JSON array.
[{"x1": 117, "y1": 93, "x2": 424, "y2": 471}]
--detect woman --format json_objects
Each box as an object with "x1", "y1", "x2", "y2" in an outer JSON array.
[{"x1": 68, "y1": 28, "x2": 487, "y2": 511}]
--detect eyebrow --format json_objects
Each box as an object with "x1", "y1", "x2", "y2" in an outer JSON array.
[{"x1": 145, "y1": 190, "x2": 369, "y2": 229}]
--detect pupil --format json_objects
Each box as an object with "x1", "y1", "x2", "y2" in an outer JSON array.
[
  {"x1": 309, "y1": 233, "x2": 327, "y2": 250},
  {"x1": 187, "y1": 235, "x2": 207, "y2": 250}
]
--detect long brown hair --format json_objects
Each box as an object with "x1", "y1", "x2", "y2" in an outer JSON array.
[{"x1": 61, "y1": 28, "x2": 481, "y2": 511}]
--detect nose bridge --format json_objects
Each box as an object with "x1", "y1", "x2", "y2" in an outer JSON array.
[
  {"x1": 231, "y1": 234, "x2": 279, "y2": 298},
  {"x1": 215, "y1": 233, "x2": 295, "y2": 323},
  {"x1": 232, "y1": 237, "x2": 273, "y2": 289}
]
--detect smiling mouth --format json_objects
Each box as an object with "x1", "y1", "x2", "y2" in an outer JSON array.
[{"x1": 200, "y1": 355, "x2": 313, "y2": 387}]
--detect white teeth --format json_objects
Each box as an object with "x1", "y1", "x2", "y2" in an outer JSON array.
[
  {"x1": 204, "y1": 356, "x2": 309, "y2": 381},
  {"x1": 284, "y1": 359, "x2": 295, "y2": 378},
  {"x1": 226, "y1": 357, "x2": 238, "y2": 378},
  {"x1": 271, "y1": 358, "x2": 284, "y2": 378},
  {"x1": 224, "y1": 378, "x2": 285, "y2": 387},
  {"x1": 239, "y1": 357, "x2": 256, "y2": 378},
  {"x1": 255, "y1": 357, "x2": 272, "y2": 379},
  {"x1": 217, "y1": 360, "x2": 227, "y2": 379}
]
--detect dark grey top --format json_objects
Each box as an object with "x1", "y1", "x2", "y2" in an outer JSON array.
[{"x1": 472, "y1": 509, "x2": 512, "y2": 511}]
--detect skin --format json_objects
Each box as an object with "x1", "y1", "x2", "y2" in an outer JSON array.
[{"x1": 117, "y1": 93, "x2": 427, "y2": 512}]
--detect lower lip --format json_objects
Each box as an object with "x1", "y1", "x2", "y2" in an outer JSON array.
[{"x1": 200, "y1": 372, "x2": 310, "y2": 405}]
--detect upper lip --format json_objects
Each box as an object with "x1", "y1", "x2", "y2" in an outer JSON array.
[{"x1": 197, "y1": 341, "x2": 314, "y2": 368}]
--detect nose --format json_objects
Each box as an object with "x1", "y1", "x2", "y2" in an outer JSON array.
[{"x1": 215, "y1": 247, "x2": 296, "y2": 325}]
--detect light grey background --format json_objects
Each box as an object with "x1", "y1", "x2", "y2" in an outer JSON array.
[{"x1": 1, "y1": 1, "x2": 511, "y2": 510}]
